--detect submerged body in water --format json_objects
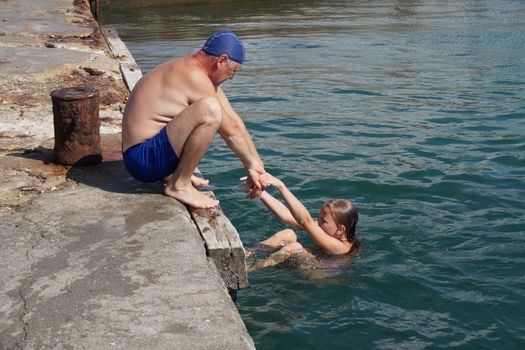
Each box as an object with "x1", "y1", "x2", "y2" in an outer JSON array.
[{"x1": 247, "y1": 240, "x2": 357, "y2": 280}]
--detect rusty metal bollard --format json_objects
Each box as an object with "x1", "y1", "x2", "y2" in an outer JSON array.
[{"x1": 50, "y1": 86, "x2": 102, "y2": 166}]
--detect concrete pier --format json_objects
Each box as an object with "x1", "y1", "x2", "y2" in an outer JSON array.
[{"x1": 0, "y1": 1, "x2": 254, "y2": 349}]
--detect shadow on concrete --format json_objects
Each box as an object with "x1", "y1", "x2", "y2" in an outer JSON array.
[
  {"x1": 10, "y1": 145, "x2": 54, "y2": 164},
  {"x1": 65, "y1": 133, "x2": 164, "y2": 194},
  {"x1": 5, "y1": 146, "x2": 70, "y2": 178},
  {"x1": 66, "y1": 158, "x2": 164, "y2": 195},
  {"x1": 7, "y1": 134, "x2": 164, "y2": 195}
]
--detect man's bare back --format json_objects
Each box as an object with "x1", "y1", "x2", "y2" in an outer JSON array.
[{"x1": 123, "y1": 56, "x2": 211, "y2": 152}]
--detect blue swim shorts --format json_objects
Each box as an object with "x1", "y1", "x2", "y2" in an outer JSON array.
[{"x1": 123, "y1": 127, "x2": 179, "y2": 183}]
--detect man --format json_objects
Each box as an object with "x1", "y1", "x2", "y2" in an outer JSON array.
[{"x1": 122, "y1": 30, "x2": 268, "y2": 208}]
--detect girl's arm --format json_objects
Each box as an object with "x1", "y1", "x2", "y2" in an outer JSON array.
[
  {"x1": 271, "y1": 178, "x2": 350, "y2": 255},
  {"x1": 259, "y1": 191, "x2": 301, "y2": 228},
  {"x1": 241, "y1": 176, "x2": 300, "y2": 228}
]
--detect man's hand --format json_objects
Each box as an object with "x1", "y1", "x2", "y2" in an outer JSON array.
[
  {"x1": 240, "y1": 176, "x2": 261, "y2": 199},
  {"x1": 240, "y1": 171, "x2": 283, "y2": 199},
  {"x1": 247, "y1": 168, "x2": 269, "y2": 192},
  {"x1": 241, "y1": 167, "x2": 270, "y2": 199}
]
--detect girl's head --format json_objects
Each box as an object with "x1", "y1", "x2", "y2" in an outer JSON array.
[{"x1": 317, "y1": 199, "x2": 360, "y2": 251}]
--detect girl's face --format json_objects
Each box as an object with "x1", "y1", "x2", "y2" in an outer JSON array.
[{"x1": 317, "y1": 205, "x2": 345, "y2": 239}]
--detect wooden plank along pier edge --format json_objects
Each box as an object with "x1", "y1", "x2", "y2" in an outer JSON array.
[{"x1": 102, "y1": 28, "x2": 249, "y2": 299}]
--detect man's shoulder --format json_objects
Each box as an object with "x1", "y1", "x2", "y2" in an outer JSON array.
[
  {"x1": 157, "y1": 56, "x2": 187, "y2": 72},
  {"x1": 155, "y1": 55, "x2": 214, "y2": 96},
  {"x1": 162, "y1": 56, "x2": 204, "y2": 79}
]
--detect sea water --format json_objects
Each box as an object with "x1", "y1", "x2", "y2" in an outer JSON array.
[{"x1": 100, "y1": 1, "x2": 525, "y2": 348}]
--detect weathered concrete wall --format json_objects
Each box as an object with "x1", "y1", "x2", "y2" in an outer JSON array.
[
  {"x1": 0, "y1": 1, "x2": 255, "y2": 348},
  {"x1": 99, "y1": 0, "x2": 248, "y2": 9}
]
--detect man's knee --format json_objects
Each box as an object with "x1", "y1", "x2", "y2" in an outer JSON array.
[{"x1": 197, "y1": 96, "x2": 222, "y2": 125}]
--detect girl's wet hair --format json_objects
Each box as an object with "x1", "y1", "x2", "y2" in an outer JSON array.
[{"x1": 324, "y1": 199, "x2": 361, "y2": 254}]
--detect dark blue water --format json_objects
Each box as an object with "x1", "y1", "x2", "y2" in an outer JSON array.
[{"x1": 100, "y1": 1, "x2": 525, "y2": 348}]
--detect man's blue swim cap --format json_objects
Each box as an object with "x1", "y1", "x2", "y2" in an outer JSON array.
[{"x1": 202, "y1": 30, "x2": 245, "y2": 64}]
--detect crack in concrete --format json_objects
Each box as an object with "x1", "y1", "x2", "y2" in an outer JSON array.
[
  {"x1": 17, "y1": 285, "x2": 28, "y2": 349},
  {"x1": 21, "y1": 239, "x2": 38, "y2": 350},
  {"x1": 12, "y1": 209, "x2": 48, "y2": 349}
]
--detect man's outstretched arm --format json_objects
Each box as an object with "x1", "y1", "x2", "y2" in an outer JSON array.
[{"x1": 216, "y1": 87, "x2": 268, "y2": 189}]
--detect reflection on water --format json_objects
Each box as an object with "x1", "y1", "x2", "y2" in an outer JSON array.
[{"x1": 100, "y1": 1, "x2": 525, "y2": 349}]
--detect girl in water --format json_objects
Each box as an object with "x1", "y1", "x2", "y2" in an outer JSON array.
[{"x1": 241, "y1": 174, "x2": 360, "y2": 272}]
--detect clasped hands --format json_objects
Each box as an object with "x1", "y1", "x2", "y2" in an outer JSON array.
[
  {"x1": 240, "y1": 168, "x2": 267, "y2": 199},
  {"x1": 240, "y1": 168, "x2": 278, "y2": 199},
  {"x1": 240, "y1": 169, "x2": 271, "y2": 199}
]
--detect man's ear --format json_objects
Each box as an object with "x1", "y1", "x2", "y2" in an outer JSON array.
[{"x1": 217, "y1": 54, "x2": 229, "y2": 65}]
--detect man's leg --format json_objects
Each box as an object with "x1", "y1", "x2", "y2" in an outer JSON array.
[{"x1": 163, "y1": 96, "x2": 222, "y2": 208}]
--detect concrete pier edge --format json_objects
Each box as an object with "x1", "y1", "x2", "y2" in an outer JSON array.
[
  {"x1": 0, "y1": 1, "x2": 254, "y2": 348},
  {"x1": 100, "y1": 26, "x2": 249, "y2": 298}
]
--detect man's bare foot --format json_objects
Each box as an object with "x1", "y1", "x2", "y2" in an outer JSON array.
[
  {"x1": 191, "y1": 175, "x2": 209, "y2": 187},
  {"x1": 164, "y1": 184, "x2": 218, "y2": 208},
  {"x1": 164, "y1": 174, "x2": 209, "y2": 188}
]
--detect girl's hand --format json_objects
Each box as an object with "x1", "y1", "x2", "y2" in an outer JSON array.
[
  {"x1": 247, "y1": 167, "x2": 269, "y2": 192},
  {"x1": 264, "y1": 173, "x2": 284, "y2": 190},
  {"x1": 240, "y1": 173, "x2": 284, "y2": 198},
  {"x1": 240, "y1": 176, "x2": 262, "y2": 199}
]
